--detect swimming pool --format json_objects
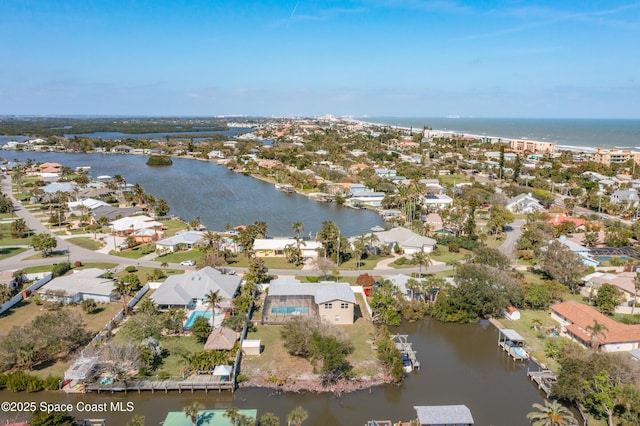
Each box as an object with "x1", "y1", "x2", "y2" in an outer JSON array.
[
  {"x1": 184, "y1": 311, "x2": 213, "y2": 329},
  {"x1": 595, "y1": 256, "x2": 632, "y2": 263},
  {"x1": 270, "y1": 306, "x2": 309, "y2": 314}
]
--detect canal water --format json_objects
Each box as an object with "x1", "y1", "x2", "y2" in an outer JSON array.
[
  {"x1": 1, "y1": 151, "x2": 385, "y2": 237},
  {"x1": 0, "y1": 319, "x2": 547, "y2": 425}
]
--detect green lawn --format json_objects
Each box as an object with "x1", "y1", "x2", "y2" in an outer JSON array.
[
  {"x1": 439, "y1": 174, "x2": 471, "y2": 186},
  {"x1": 156, "y1": 335, "x2": 204, "y2": 377},
  {"x1": 111, "y1": 243, "x2": 156, "y2": 259},
  {"x1": 338, "y1": 254, "x2": 393, "y2": 271},
  {"x1": 23, "y1": 250, "x2": 68, "y2": 260},
  {"x1": 0, "y1": 246, "x2": 28, "y2": 260},
  {"x1": 158, "y1": 218, "x2": 189, "y2": 237},
  {"x1": 0, "y1": 222, "x2": 33, "y2": 246},
  {"x1": 66, "y1": 236, "x2": 103, "y2": 250},
  {"x1": 114, "y1": 266, "x2": 183, "y2": 285},
  {"x1": 155, "y1": 250, "x2": 205, "y2": 264}
]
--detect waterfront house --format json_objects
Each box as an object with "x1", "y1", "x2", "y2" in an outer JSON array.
[
  {"x1": 110, "y1": 215, "x2": 163, "y2": 236},
  {"x1": 37, "y1": 268, "x2": 115, "y2": 305},
  {"x1": 262, "y1": 277, "x2": 356, "y2": 325},
  {"x1": 505, "y1": 193, "x2": 544, "y2": 213},
  {"x1": 253, "y1": 238, "x2": 322, "y2": 259},
  {"x1": 582, "y1": 271, "x2": 639, "y2": 308},
  {"x1": 155, "y1": 230, "x2": 205, "y2": 253},
  {"x1": 42, "y1": 181, "x2": 76, "y2": 195},
  {"x1": 150, "y1": 267, "x2": 241, "y2": 311},
  {"x1": 111, "y1": 144, "x2": 134, "y2": 153},
  {"x1": 373, "y1": 226, "x2": 437, "y2": 254},
  {"x1": 91, "y1": 205, "x2": 142, "y2": 223},
  {"x1": 204, "y1": 327, "x2": 238, "y2": 351},
  {"x1": 207, "y1": 150, "x2": 225, "y2": 159},
  {"x1": 414, "y1": 405, "x2": 474, "y2": 426},
  {"x1": 504, "y1": 306, "x2": 521, "y2": 320},
  {"x1": 67, "y1": 198, "x2": 109, "y2": 212},
  {"x1": 550, "y1": 301, "x2": 640, "y2": 352},
  {"x1": 350, "y1": 189, "x2": 386, "y2": 207}
]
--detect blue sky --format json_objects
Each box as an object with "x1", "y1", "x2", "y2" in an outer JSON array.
[{"x1": 1, "y1": 0, "x2": 639, "y2": 118}]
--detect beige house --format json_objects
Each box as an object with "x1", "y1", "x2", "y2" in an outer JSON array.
[
  {"x1": 261, "y1": 277, "x2": 356, "y2": 325},
  {"x1": 509, "y1": 139, "x2": 555, "y2": 154}
]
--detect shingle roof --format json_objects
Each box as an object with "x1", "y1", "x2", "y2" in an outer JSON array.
[
  {"x1": 373, "y1": 227, "x2": 436, "y2": 249},
  {"x1": 414, "y1": 405, "x2": 474, "y2": 425},
  {"x1": 150, "y1": 267, "x2": 241, "y2": 306}
]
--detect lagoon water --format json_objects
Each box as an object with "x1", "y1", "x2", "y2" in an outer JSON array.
[{"x1": 1, "y1": 151, "x2": 384, "y2": 237}]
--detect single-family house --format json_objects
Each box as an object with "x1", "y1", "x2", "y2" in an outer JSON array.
[
  {"x1": 150, "y1": 267, "x2": 241, "y2": 311},
  {"x1": 548, "y1": 214, "x2": 586, "y2": 229},
  {"x1": 422, "y1": 193, "x2": 453, "y2": 209},
  {"x1": 373, "y1": 226, "x2": 437, "y2": 254},
  {"x1": 505, "y1": 193, "x2": 544, "y2": 213},
  {"x1": 42, "y1": 182, "x2": 76, "y2": 195},
  {"x1": 582, "y1": 271, "x2": 639, "y2": 307},
  {"x1": 414, "y1": 405, "x2": 474, "y2": 426},
  {"x1": 350, "y1": 189, "x2": 386, "y2": 207},
  {"x1": 110, "y1": 215, "x2": 163, "y2": 236},
  {"x1": 610, "y1": 189, "x2": 640, "y2": 208},
  {"x1": 111, "y1": 145, "x2": 134, "y2": 153},
  {"x1": 253, "y1": 238, "x2": 321, "y2": 259},
  {"x1": 262, "y1": 278, "x2": 356, "y2": 325},
  {"x1": 551, "y1": 301, "x2": 640, "y2": 352},
  {"x1": 556, "y1": 236, "x2": 599, "y2": 267},
  {"x1": 91, "y1": 205, "x2": 143, "y2": 223},
  {"x1": 37, "y1": 268, "x2": 115, "y2": 304},
  {"x1": 207, "y1": 150, "x2": 225, "y2": 159},
  {"x1": 68, "y1": 198, "x2": 109, "y2": 212},
  {"x1": 155, "y1": 230, "x2": 205, "y2": 253}
]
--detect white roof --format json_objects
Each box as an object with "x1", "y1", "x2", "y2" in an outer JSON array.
[
  {"x1": 212, "y1": 365, "x2": 233, "y2": 376},
  {"x1": 155, "y1": 231, "x2": 204, "y2": 247},
  {"x1": 39, "y1": 268, "x2": 114, "y2": 297},
  {"x1": 111, "y1": 215, "x2": 163, "y2": 232},
  {"x1": 150, "y1": 267, "x2": 241, "y2": 306},
  {"x1": 68, "y1": 198, "x2": 109, "y2": 210},
  {"x1": 374, "y1": 226, "x2": 436, "y2": 249}
]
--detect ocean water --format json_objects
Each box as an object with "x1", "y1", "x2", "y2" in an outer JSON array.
[{"x1": 362, "y1": 117, "x2": 640, "y2": 152}]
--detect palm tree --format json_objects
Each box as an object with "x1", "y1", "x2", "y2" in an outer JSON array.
[
  {"x1": 183, "y1": 401, "x2": 204, "y2": 426},
  {"x1": 292, "y1": 221, "x2": 304, "y2": 238},
  {"x1": 114, "y1": 280, "x2": 136, "y2": 316},
  {"x1": 412, "y1": 251, "x2": 432, "y2": 277},
  {"x1": 585, "y1": 320, "x2": 609, "y2": 351},
  {"x1": 204, "y1": 289, "x2": 221, "y2": 327},
  {"x1": 633, "y1": 272, "x2": 640, "y2": 315},
  {"x1": 224, "y1": 406, "x2": 242, "y2": 426},
  {"x1": 352, "y1": 236, "x2": 367, "y2": 270},
  {"x1": 286, "y1": 406, "x2": 308, "y2": 426},
  {"x1": 259, "y1": 412, "x2": 280, "y2": 426},
  {"x1": 526, "y1": 400, "x2": 577, "y2": 425}
]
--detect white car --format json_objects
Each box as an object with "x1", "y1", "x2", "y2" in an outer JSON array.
[{"x1": 180, "y1": 260, "x2": 196, "y2": 266}]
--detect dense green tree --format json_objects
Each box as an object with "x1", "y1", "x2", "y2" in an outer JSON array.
[
  {"x1": 190, "y1": 316, "x2": 212, "y2": 343},
  {"x1": 31, "y1": 232, "x2": 57, "y2": 257},
  {"x1": 224, "y1": 406, "x2": 242, "y2": 426},
  {"x1": 473, "y1": 246, "x2": 511, "y2": 270},
  {"x1": 411, "y1": 251, "x2": 432, "y2": 276},
  {"x1": 593, "y1": 284, "x2": 623, "y2": 316},
  {"x1": 10, "y1": 218, "x2": 29, "y2": 238},
  {"x1": 488, "y1": 205, "x2": 514, "y2": 235},
  {"x1": 183, "y1": 401, "x2": 204, "y2": 426},
  {"x1": 155, "y1": 198, "x2": 170, "y2": 217},
  {"x1": 430, "y1": 263, "x2": 523, "y2": 322},
  {"x1": 127, "y1": 414, "x2": 146, "y2": 426},
  {"x1": 120, "y1": 312, "x2": 163, "y2": 341},
  {"x1": 259, "y1": 412, "x2": 280, "y2": 426},
  {"x1": 29, "y1": 409, "x2": 78, "y2": 426},
  {"x1": 538, "y1": 240, "x2": 587, "y2": 294}
]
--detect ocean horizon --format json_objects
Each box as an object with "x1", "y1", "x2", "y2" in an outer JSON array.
[{"x1": 360, "y1": 116, "x2": 640, "y2": 152}]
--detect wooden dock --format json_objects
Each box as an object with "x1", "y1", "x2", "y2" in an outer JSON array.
[
  {"x1": 84, "y1": 374, "x2": 234, "y2": 393},
  {"x1": 391, "y1": 334, "x2": 420, "y2": 370},
  {"x1": 527, "y1": 369, "x2": 557, "y2": 397}
]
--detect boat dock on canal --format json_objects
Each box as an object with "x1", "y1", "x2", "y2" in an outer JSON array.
[
  {"x1": 392, "y1": 334, "x2": 420, "y2": 371},
  {"x1": 527, "y1": 369, "x2": 557, "y2": 397},
  {"x1": 83, "y1": 374, "x2": 235, "y2": 394}
]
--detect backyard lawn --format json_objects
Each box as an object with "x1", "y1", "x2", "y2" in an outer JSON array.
[{"x1": 67, "y1": 236, "x2": 103, "y2": 250}]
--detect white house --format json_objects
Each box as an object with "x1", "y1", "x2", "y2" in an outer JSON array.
[
  {"x1": 155, "y1": 230, "x2": 205, "y2": 252},
  {"x1": 37, "y1": 268, "x2": 115, "y2": 304},
  {"x1": 422, "y1": 193, "x2": 453, "y2": 209},
  {"x1": 373, "y1": 226, "x2": 437, "y2": 254},
  {"x1": 505, "y1": 193, "x2": 544, "y2": 213},
  {"x1": 253, "y1": 238, "x2": 322, "y2": 259}
]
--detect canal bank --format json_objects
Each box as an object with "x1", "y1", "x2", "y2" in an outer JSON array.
[{"x1": 0, "y1": 319, "x2": 551, "y2": 426}]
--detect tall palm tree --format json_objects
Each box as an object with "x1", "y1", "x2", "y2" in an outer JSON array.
[
  {"x1": 183, "y1": 401, "x2": 204, "y2": 426},
  {"x1": 412, "y1": 251, "x2": 432, "y2": 277},
  {"x1": 526, "y1": 400, "x2": 577, "y2": 426},
  {"x1": 286, "y1": 406, "x2": 308, "y2": 426},
  {"x1": 223, "y1": 406, "x2": 241, "y2": 426},
  {"x1": 585, "y1": 320, "x2": 609, "y2": 351},
  {"x1": 114, "y1": 280, "x2": 136, "y2": 316},
  {"x1": 292, "y1": 221, "x2": 304, "y2": 238},
  {"x1": 352, "y1": 235, "x2": 367, "y2": 270},
  {"x1": 633, "y1": 272, "x2": 640, "y2": 315},
  {"x1": 204, "y1": 289, "x2": 221, "y2": 327}
]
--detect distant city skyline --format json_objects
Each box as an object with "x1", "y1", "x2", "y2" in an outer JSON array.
[{"x1": 1, "y1": 0, "x2": 639, "y2": 118}]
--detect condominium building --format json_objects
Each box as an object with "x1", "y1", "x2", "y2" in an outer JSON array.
[
  {"x1": 509, "y1": 139, "x2": 556, "y2": 154},
  {"x1": 594, "y1": 148, "x2": 640, "y2": 166}
]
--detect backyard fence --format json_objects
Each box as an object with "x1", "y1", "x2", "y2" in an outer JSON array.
[{"x1": 0, "y1": 273, "x2": 52, "y2": 315}]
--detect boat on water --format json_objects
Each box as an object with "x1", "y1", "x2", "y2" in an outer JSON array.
[{"x1": 275, "y1": 183, "x2": 295, "y2": 193}]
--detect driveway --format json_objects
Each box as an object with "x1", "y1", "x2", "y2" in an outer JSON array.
[{"x1": 498, "y1": 218, "x2": 525, "y2": 258}]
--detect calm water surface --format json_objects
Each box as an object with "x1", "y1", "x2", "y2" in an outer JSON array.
[
  {"x1": 0, "y1": 320, "x2": 549, "y2": 425},
  {"x1": 1, "y1": 151, "x2": 384, "y2": 236}
]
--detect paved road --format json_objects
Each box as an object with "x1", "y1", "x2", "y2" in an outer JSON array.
[
  {"x1": 0, "y1": 174, "x2": 452, "y2": 277},
  {"x1": 498, "y1": 218, "x2": 526, "y2": 258}
]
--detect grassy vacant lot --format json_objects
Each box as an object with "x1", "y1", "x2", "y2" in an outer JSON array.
[
  {"x1": 156, "y1": 250, "x2": 205, "y2": 264},
  {"x1": 0, "y1": 222, "x2": 33, "y2": 246},
  {"x1": 0, "y1": 298, "x2": 122, "y2": 337},
  {"x1": 158, "y1": 218, "x2": 189, "y2": 237},
  {"x1": 113, "y1": 266, "x2": 183, "y2": 284},
  {"x1": 156, "y1": 335, "x2": 205, "y2": 377},
  {"x1": 338, "y1": 254, "x2": 392, "y2": 271},
  {"x1": 111, "y1": 243, "x2": 156, "y2": 259},
  {"x1": 66, "y1": 236, "x2": 103, "y2": 250}
]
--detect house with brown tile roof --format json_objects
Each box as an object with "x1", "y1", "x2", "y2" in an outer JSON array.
[{"x1": 550, "y1": 301, "x2": 640, "y2": 352}]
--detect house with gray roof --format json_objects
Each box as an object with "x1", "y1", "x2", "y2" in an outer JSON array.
[
  {"x1": 610, "y1": 189, "x2": 639, "y2": 208},
  {"x1": 37, "y1": 268, "x2": 115, "y2": 304},
  {"x1": 505, "y1": 192, "x2": 544, "y2": 213},
  {"x1": 155, "y1": 230, "x2": 205, "y2": 253},
  {"x1": 414, "y1": 405, "x2": 474, "y2": 426},
  {"x1": 373, "y1": 226, "x2": 437, "y2": 254},
  {"x1": 150, "y1": 267, "x2": 241, "y2": 311},
  {"x1": 262, "y1": 277, "x2": 357, "y2": 325},
  {"x1": 91, "y1": 205, "x2": 142, "y2": 222}
]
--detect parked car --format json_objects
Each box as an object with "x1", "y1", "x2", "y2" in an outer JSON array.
[{"x1": 180, "y1": 260, "x2": 196, "y2": 266}]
